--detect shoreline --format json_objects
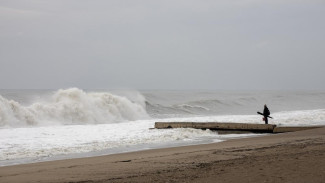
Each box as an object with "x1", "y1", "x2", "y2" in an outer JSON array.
[
  {"x1": 0, "y1": 134, "x2": 263, "y2": 168},
  {"x1": 1, "y1": 127, "x2": 325, "y2": 182},
  {"x1": 0, "y1": 130, "x2": 263, "y2": 167}
]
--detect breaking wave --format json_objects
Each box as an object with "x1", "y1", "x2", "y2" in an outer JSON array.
[{"x1": 0, "y1": 88, "x2": 149, "y2": 127}]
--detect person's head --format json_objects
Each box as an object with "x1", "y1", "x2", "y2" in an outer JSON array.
[{"x1": 264, "y1": 104, "x2": 267, "y2": 107}]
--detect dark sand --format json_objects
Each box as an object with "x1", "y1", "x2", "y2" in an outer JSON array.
[{"x1": 1, "y1": 127, "x2": 325, "y2": 183}]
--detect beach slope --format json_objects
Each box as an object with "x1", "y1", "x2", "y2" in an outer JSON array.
[{"x1": 1, "y1": 127, "x2": 325, "y2": 183}]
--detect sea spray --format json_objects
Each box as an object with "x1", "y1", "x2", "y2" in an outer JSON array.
[{"x1": 0, "y1": 88, "x2": 149, "y2": 127}]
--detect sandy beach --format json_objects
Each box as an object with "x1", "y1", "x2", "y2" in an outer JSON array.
[{"x1": 1, "y1": 127, "x2": 324, "y2": 183}]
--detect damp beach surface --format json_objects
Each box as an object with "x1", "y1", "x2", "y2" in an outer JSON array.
[{"x1": 0, "y1": 127, "x2": 324, "y2": 183}]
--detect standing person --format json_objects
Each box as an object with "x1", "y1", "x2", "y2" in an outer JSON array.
[
  {"x1": 257, "y1": 104, "x2": 271, "y2": 124},
  {"x1": 263, "y1": 104, "x2": 270, "y2": 124}
]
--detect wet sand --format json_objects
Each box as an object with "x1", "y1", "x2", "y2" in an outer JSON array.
[{"x1": 1, "y1": 127, "x2": 325, "y2": 183}]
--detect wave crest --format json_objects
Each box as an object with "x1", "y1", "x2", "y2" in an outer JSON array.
[{"x1": 0, "y1": 88, "x2": 149, "y2": 127}]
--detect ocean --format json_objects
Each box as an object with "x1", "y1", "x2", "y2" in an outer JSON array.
[{"x1": 1, "y1": 88, "x2": 325, "y2": 166}]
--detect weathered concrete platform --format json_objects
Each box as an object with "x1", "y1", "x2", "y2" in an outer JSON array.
[
  {"x1": 273, "y1": 126, "x2": 324, "y2": 133},
  {"x1": 154, "y1": 122, "x2": 323, "y2": 134}
]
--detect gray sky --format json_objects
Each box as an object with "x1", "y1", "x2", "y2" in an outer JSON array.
[{"x1": 0, "y1": 0, "x2": 324, "y2": 90}]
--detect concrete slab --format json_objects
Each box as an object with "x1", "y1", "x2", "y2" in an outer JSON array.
[
  {"x1": 273, "y1": 126, "x2": 323, "y2": 133},
  {"x1": 154, "y1": 122, "x2": 325, "y2": 134},
  {"x1": 155, "y1": 122, "x2": 276, "y2": 133}
]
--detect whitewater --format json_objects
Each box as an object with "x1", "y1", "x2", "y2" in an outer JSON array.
[{"x1": 1, "y1": 88, "x2": 325, "y2": 166}]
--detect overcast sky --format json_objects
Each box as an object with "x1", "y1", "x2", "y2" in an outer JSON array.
[{"x1": 0, "y1": 0, "x2": 324, "y2": 90}]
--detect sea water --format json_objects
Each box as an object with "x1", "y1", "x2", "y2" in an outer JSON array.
[{"x1": 0, "y1": 88, "x2": 324, "y2": 166}]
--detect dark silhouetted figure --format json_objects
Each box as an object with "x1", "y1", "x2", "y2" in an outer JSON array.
[{"x1": 257, "y1": 104, "x2": 272, "y2": 124}]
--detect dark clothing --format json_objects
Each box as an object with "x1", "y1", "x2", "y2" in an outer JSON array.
[
  {"x1": 263, "y1": 105, "x2": 270, "y2": 124},
  {"x1": 264, "y1": 115, "x2": 268, "y2": 124}
]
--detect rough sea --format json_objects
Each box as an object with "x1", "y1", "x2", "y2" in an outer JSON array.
[{"x1": 1, "y1": 88, "x2": 324, "y2": 166}]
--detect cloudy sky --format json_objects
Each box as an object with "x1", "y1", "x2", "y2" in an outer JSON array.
[{"x1": 0, "y1": 0, "x2": 324, "y2": 90}]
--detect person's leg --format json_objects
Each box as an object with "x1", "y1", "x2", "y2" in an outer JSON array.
[{"x1": 265, "y1": 116, "x2": 268, "y2": 124}]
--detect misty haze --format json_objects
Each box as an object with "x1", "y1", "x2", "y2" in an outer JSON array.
[{"x1": 0, "y1": 1, "x2": 325, "y2": 183}]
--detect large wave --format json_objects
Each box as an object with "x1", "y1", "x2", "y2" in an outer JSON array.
[{"x1": 0, "y1": 88, "x2": 149, "y2": 127}]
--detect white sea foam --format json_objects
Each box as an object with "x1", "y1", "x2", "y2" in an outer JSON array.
[
  {"x1": 1, "y1": 108, "x2": 324, "y2": 165},
  {"x1": 158, "y1": 109, "x2": 325, "y2": 126},
  {"x1": 0, "y1": 120, "x2": 220, "y2": 164},
  {"x1": 0, "y1": 88, "x2": 148, "y2": 127}
]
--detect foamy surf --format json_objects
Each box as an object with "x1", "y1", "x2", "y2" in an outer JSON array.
[
  {"x1": 0, "y1": 120, "x2": 222, "y2": 165},
  {"x1": 0, "y1": 89, "x2": 324, "y2": 166}
]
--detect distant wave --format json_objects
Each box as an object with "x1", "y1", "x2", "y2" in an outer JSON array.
[
  {"x1": 0, "y1": 88, "x2": 149, "y2": 127},
  {"x1": 175, "y1": 104, "x2": 210, "y2": 111},
  {"x1": 144, "y1": 98, "x2": 256, "y2": 117},
  {"x1": 143, "y1": 91, "x2": 325, "y2": 118}
]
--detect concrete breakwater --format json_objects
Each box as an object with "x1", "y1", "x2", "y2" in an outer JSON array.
[{"x1": 154, "y1": 122, "x2": 323, "y2": 134}]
